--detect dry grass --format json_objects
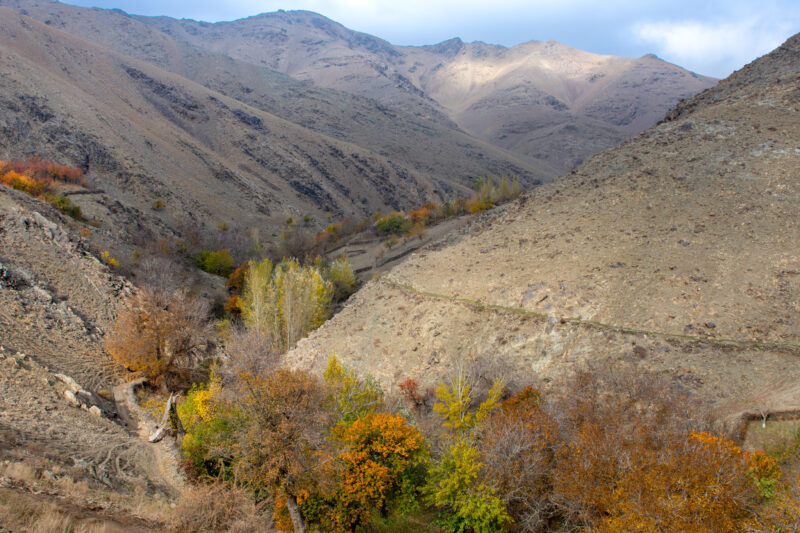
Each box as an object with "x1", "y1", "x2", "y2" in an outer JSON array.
[
  {"x1": 0, "y1": 488, "x2": 138, "y2": 532},
  {"x1": 168, "y1": 482, "x2": 270, "y2": 533},
  {"x1": 0, "y1": 457, "x2": 172, "y2": 529},
  {"x1": 3, "y1": 461, "x2": 38, "y2": 484}
]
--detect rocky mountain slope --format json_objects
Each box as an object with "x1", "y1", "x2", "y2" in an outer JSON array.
[
  {"x1": 0, "y1": 4, "x2": 544, "y2": 255},
  {"x1": 0, "y1": 184, "x2": 179, "y2": 527},
  {"x1": 136, "y1": 9, "x2": 716, "y2": 172},
  {"x1": 286, "y1": 33, "x2": 800, "y2": 431}
]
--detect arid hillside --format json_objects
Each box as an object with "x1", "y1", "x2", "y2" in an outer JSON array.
[
  {"x1": 0, "y1": 184, "x2": 180, "y2": 529},
  {"x1": 0, "y1": 5, "x2": 545, "y2": 257},
  {"x1": 134, "y1": 9, "x2": 716, "y2": 172},
  {"x1": 287, "y1": 33, "x2": 800, "y2": 431}
]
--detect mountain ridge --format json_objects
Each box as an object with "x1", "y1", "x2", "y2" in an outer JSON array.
[
  {"x1": 131, "y1": 7, "x2": 716, "y2": 172},
  {"x1": 0, "y1": 3, "x2": 550, "y2": 259}
]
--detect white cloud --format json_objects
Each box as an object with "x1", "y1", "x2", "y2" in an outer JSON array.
[{"x1": 633, "y1": 15, "x2": 798, "y2": 77}]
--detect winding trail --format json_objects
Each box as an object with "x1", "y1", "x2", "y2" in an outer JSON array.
[{"x1": 381, "y1": 277, "x2": 800, "y2": 355}]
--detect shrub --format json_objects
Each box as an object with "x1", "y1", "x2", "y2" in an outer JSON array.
[
  {"x1": 324, "y1": 355, "x2": 384, "y2": 426},
  {"x1": 320, "y1": 254, "x2": 357, "y2": 303},
  {"x1": 399, "y1": 377, "x2": 424, "y2": 408},
  {"x1": 169, "y1": 482, "x2": 268, "y2": 533},
  {"x1": 408, "y1": 206, "x2": 432, "y2": 225},
  {"x1": 178, "y1": 376, "x2": 235, "y2": 477},
  {"x1": 193, "y1": 249, "x2": 234, "y2": 276},
  {"x1": 0, "y1": 156, "x2": 84, "y2": 184},
  {"x1": 375, "y1": 213, "x2": 412, "y2": 236},
  {"x1": 0, "y1": 170, "x2": 48, "y2": 195},
  {"x1": 325, "y1": 223, "x2": 343, "y2": 237},
  {"x1": 100, "y1": 250, "x2": 119, "y2": 269},
  {"x1": 466, "y1": 199, "x2": 493, "y2": 214},
  {"x1": 40, "y1": 193, "x2": 83, "y2": 221},
  {"x1": 226, "y1": 263, "x2": 250, "y2": 295},
  {"x1": 224, "y1": 295, "x2": 241, "y2": 316},
  {"x1": 152, "y1": 200, "x2": 165, "y2": 210},
  {"x1": 0, "y1": 157, "x2": 85, "y2": 200}
]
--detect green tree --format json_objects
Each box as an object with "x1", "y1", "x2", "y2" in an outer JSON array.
[
  {"x1": 427, "y1": 368, "x2": 510, "y2": 531},
  {"x1": 324, "y1": 354, "x2": 384, "y2": 426}
]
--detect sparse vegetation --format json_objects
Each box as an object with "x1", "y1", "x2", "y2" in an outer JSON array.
[
  {"x1": 0, "y1": 157, "x2": 88, "y2": 221},
  {"x1": 192, "y1": 249, "x2": 234, "y2": 276},
  {"x1": 40, "y1": 192, "x2": 84, "y2": 220}
]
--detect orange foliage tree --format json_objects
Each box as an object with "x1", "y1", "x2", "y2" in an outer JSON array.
[
  {"x1": 330, "y1": 413, "x2": 427, "y2": 531},
  {"x1": 104, "y1": 286, "x2": 211, "y2": 388},
  {"x1": 548, "y1": 366, "x2": 772, "y2": 532}
]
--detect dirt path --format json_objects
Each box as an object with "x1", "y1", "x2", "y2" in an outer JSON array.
[{"x1": 114, "y1": 379, "x2": 187, "y2": 496}]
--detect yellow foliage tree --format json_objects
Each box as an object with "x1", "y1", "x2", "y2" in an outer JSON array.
[{"x1": 239, "y1": 258, "x2": 333, "y2": 353}]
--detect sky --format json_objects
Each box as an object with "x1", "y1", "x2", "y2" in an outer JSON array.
[{"x1": 62, "y1": 0, "x2": 800, "y2": 78}]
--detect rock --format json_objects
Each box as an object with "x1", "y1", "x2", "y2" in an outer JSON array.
[
  {"x1": 54, "y1": 373, "x2": 84, "y2": 394},
  {"x1": 0, "y1": 262, "x2": 33, "y2": 290},
  {"x1": 705, "y1": 322, "x2": 716, "y2": 329},
  {"x1": 89, "y1": 405, "x2": 102, "y2": 417},
  {"x1": 63, "y1": 390, "x2": 80, "y2": 406}
]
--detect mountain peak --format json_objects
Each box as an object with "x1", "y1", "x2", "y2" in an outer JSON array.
[{"x1": 423, "y1": 37, "x2": 465, "y2": 56}]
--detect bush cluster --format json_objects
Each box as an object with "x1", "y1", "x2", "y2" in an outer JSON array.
[
  {"x1": 192, "y1": 249, "x2": 234, "y2": 276},
  {"x1": 0, "y1": 157, "x2": 87, "y2": 221},
  {"x1": 172, "y1": 355, "x2": 800, "y2": 533}
]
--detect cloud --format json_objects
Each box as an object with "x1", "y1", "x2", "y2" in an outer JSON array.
[{"x1": 633, "y1": 14, "x2": 797, "y2": 77}]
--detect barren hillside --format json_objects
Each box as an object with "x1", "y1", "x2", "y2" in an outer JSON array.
[
  {"x1": 286, "y1": 33, "x2": 800, "y2": 430},
  {"x1": 0, "y1": 185, "x2": 178, "y2": 528},
  {"x1": 135, "y1": 9, "x2": 716, "y2": 172},
  {"x1": 0, "y1": 5, "x2": 545, "y2": 259}
]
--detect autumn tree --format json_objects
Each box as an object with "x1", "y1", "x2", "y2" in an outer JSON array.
[
  {"x1": 239, "y1": 258, "x2": 333, "y2": 353},
  {"x1": 324, "y1": 354, "x2": 384, "y2": 426},
  {"x1": 548, "y1": 363, "x2": 773, "y2": 532},
  {"x1": 330, "y1": 413, "x2": 428, "y2": 531},
  {"x1": 479, "y1": 387, "x2": 558, "y2": 532},
  {"x1": 426, "y1": 365, "x2": 510, "y2": 532},
  {"x1": 105, "y1": 285, "x2": 211, "y2": 389},
  {"x1": 224, "y1": 368, "x2": 331, "y2": 533}
]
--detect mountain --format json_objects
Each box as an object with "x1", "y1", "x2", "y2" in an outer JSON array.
[
  {"x1": 286, "y1": 33, "x2": 800, "y2": 431},
  {"x1": 0, "y1": 4, "x2": 546, "y2": 255},
  {"x1": 135, "y1": 9, "x2": 717, "y2": 172}
]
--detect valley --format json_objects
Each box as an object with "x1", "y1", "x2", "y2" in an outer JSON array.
[{"x1": 0, "y1": 1, "x2": 798, "y2": 531}]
